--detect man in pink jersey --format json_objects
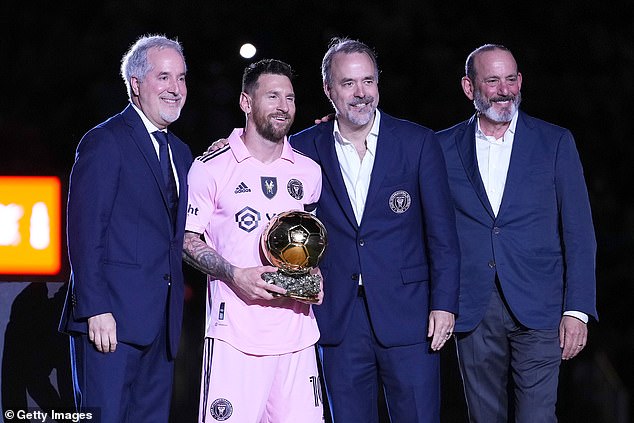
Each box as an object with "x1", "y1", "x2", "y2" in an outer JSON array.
[{"x1": 183, "y1": 59, "x2": 324, "y2": 423}]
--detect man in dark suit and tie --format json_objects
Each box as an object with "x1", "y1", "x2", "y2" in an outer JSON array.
[
  {"x1": 290, "y1": 37, "x2": 460, "y2": 423},
  {"x1": 59, "y1": 35, "x2": 193, "y2": 422},
  {"x1": 436, "y1": 44, "x2": 597, "y2": 422}
]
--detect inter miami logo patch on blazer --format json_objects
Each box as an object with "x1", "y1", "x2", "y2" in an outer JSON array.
[
  {"x1": 389, "y1": 190, "x2": 411, "y2": 213},
  {"x1": 261, "y1": 177, "x2": 277, "y2": 199}
]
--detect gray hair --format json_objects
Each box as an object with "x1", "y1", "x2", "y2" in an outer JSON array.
[
  {"x1": 321, "y1": 37, "x2": 379, "y2": 87},
  {"x1": 465, "y1": 44, "x2": 512, "y2": 81},
  {"x1": 120, "y1": 35, "x2": 186, "y2": 100}
]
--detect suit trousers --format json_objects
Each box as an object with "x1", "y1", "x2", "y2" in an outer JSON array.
[
  {"x1": 456, "y1": 285, "x2": 561, "y2": 423},
  {"x1": 320, "y1": 295, "x2": 440, "y2": 423},
  {"x1": 69, "y1": 325, "x2": 174, "y2": 423}
]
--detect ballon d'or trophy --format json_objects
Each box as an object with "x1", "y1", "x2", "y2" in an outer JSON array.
[{"x1": 261, "y1": 210, "x2": 328, "y2": 303}]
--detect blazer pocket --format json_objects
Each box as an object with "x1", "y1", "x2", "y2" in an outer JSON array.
[{"x1": 400, "y1": 264, "x2": 429, "y2": 285}]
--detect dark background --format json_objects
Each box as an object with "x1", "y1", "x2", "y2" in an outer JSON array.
[{"x1": 1, "y1": 1, "x2": 632, "y2": 421}]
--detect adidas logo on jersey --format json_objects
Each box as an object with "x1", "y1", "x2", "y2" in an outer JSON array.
[{"x1": 234, "y1": 182, "x2": 251, "y2": 194}]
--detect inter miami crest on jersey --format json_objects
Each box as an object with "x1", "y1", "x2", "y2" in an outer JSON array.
[
  {"x1": 209, "y1": 398, "x2": 233, "y2": 421},
  {"x1": 287, "y1": 178, "x2": 304, "y2": 200},
  {"x1": 261, "y1": 176, "x2": 277, "y2": 199}
]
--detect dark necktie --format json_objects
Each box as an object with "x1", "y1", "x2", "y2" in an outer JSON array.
[{"x1": 153, "y1": 130, "x2": 178, "y2": 224}]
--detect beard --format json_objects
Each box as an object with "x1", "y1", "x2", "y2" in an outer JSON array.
[
  {"x1": 253, "y1": 110, "x2": 294, "y2": 143},
  {"x1": 160, "y1": 108, "x2": 182, "y2": 124},
  {"x1": 333, "y1": 95, "x2": 377, "y2": 127},
  {"x1": 474, "y1": 90, "x2": 522, "y2": 123}
]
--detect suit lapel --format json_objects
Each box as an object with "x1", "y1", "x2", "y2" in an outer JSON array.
[
  {"x1": 363, "y1": 113, "x2": 395, "y2": 216},
  {"x1": 496, "y1": 112, "x2": 535, "y2": 219},
  {"x1": 171, "y1": 135, "x2": 190, "y2": 235},
  {"x1": 456, "y1": 115, "x2": 495, "y2": 219},
  {"x1": 122, "y1": 105, "x2": 174, "y2": 230},
  {"x1": 172, "y1": 139, "x2": 188, "y2": 207},
  {"x1": 314, "y1": 123, "x2": 359, "y2": 229}
]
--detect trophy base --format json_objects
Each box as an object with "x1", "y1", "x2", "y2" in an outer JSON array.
[{"x1": 262, "y1": 271, "x2": 321, "y2": 303}]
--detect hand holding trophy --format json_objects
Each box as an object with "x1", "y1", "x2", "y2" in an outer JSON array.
[{"x1": 260, "y1": 210, "x2": 328, "y2": 303}]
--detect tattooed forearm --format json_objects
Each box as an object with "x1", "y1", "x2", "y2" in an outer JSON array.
[{"x1": 183, "y1": 232, "x2": 235, "y2": 283}]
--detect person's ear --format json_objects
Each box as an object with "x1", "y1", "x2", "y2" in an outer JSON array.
[
  {"x1": 239, "y1": 92, "x2": 251, "y2": 114},
  {"x1": 131, "y1": 76, "x2": 141, "y2": 97},
  {"x1": 461, "y1": 76, "x2": 474, "y2": 101}
]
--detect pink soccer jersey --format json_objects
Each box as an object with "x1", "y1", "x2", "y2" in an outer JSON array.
[{"x1": 186, "y1": 128, "x2": 322, "y2": 355}]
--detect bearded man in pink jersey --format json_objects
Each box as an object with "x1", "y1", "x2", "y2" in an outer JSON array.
[{"x1": 183, "y1": 59, "x2": 324, "y2": 423}]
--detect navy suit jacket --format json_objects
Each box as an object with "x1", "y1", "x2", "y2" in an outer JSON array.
[
  {"x1": 290, "y1": 112, "x2": 460, "y2": 348},
  {"x1": 59, "y1": 104, "x2": 193, "y2": 357},
  {"x1": 437, "y1": 112, "x2": 597, "y2": 332}
]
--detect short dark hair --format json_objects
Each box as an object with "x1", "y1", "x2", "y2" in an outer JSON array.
[
  {"x1": 321, "y1": 37, "x2": 379, "y2": 86},
  {"x1": 465, "y1": 44, "x2": 513, "y2": 81},
  {"x1": 242, "y1": 59, "x2": 294, "y2": 94}
]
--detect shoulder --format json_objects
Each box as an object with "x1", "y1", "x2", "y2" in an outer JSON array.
[
  {"x1": 378, "y1": 112, "x2": 436, "y2": 146},
  {"x1": 194, "y1": 144, "x2": 232, "y2": 165},
  {"x1": 436, "y1": 116, "x2": 473, "y2": 140},
  {"x1": 79, "y1": 106, "x2": 135, "y2": 144},
  {"x1": 290, "y1": 122, "x2": 332, "y2": 143},
  {"x1": 292, "y1": 122, "x2": 326, "y2": 137},
  {"x1": 517, "y1": 112, "x2": 577, "y2": 154},
  {"x1": 519, "y1": 112, "x2": 570, "y2": 136},
  {"x1": 76, "y1": 119, "x2": 123, "y2": 156},
  {"x1": 291, "y1": 148, "x2": 321, "y2": 173},
  {"x1": 189, "y1": 145, "x2": 234, "y2": 181},
  {"x1": 290, "y1": 123, "x2": 332, "y2": 158}
]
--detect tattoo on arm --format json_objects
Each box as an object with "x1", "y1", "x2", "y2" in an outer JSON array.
[{"x1": 183, "y1": 232, "x2": 235, "y2": 283}]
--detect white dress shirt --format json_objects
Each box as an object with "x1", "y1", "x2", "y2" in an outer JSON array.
[
  {"x1": 333, "y1": 110, "x2": 381, "y2": 285},
  {"x1": 333, "y1": 110, "x2": 380, "y2": 225},
  {"x1": 475, "y1": 113, "x2": 517, "y2": 217}
]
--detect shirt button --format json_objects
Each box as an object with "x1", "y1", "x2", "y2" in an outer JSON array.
[
  {"x1": 359, "y1": 239, "x2": 365, "y2": 246},
  {"x1": 351, "y1": 273, "x2": 359, "y2": 281},
  {"x1": 488, "y1": 261, "x2": 496, "y2": 269},
  {"x1": 493, "y1": 227, "x2": 501, "y2": 235}
]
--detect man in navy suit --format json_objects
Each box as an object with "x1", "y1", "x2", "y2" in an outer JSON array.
[
  {"x1": 436, "y1": 44, "x2": 597, "y2": 422},
  {"x1": 290, "y1": 37, "x2": 460, "y2": 423},
  {"x1": 59, "y1": 35, "x2": 193, "y2": 422}
]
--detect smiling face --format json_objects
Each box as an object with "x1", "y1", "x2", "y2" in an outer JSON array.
[
  {"x1": 243, "y1": 73, "x2": 296, "y2": 143},
  {"x1": 324, "y1": 51, "x2": 379, "y2": 128},
  {"x1": 462, "y1": 48, "x2": 522, "y2": 125},
  {"x1": 131, "y1": 46, "x2": 187, "y2": 129}
]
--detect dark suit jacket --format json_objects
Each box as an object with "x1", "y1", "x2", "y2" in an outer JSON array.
[
  {"x1": 290, "y1": 111, "x2": 460, "y2": 347},
  {"x1": 59, "y1": 104, "x2": 193, "y2": 357},
  {"x1": 437, "y1": 112, "x2": 597, "y2": 332}
]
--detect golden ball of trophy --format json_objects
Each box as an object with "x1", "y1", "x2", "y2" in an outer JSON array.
[{"x1": 261, "y1": 210, "x2": 327, "y2": 302}]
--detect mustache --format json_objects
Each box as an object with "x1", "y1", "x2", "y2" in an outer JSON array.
[
  {"x1": 270, "y1": 113, "x2": 291, "y2": 120},
  {"x1": 491, "y1": 95, "x2": 515, "y2": 103},
  {"x1": 349, "y1": 96, "x2": 375, "y2": 106}
]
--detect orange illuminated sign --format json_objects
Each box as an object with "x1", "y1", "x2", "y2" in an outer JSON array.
[{"x1": 0, "y1": 176, "x2": 62, "y2": 275}]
